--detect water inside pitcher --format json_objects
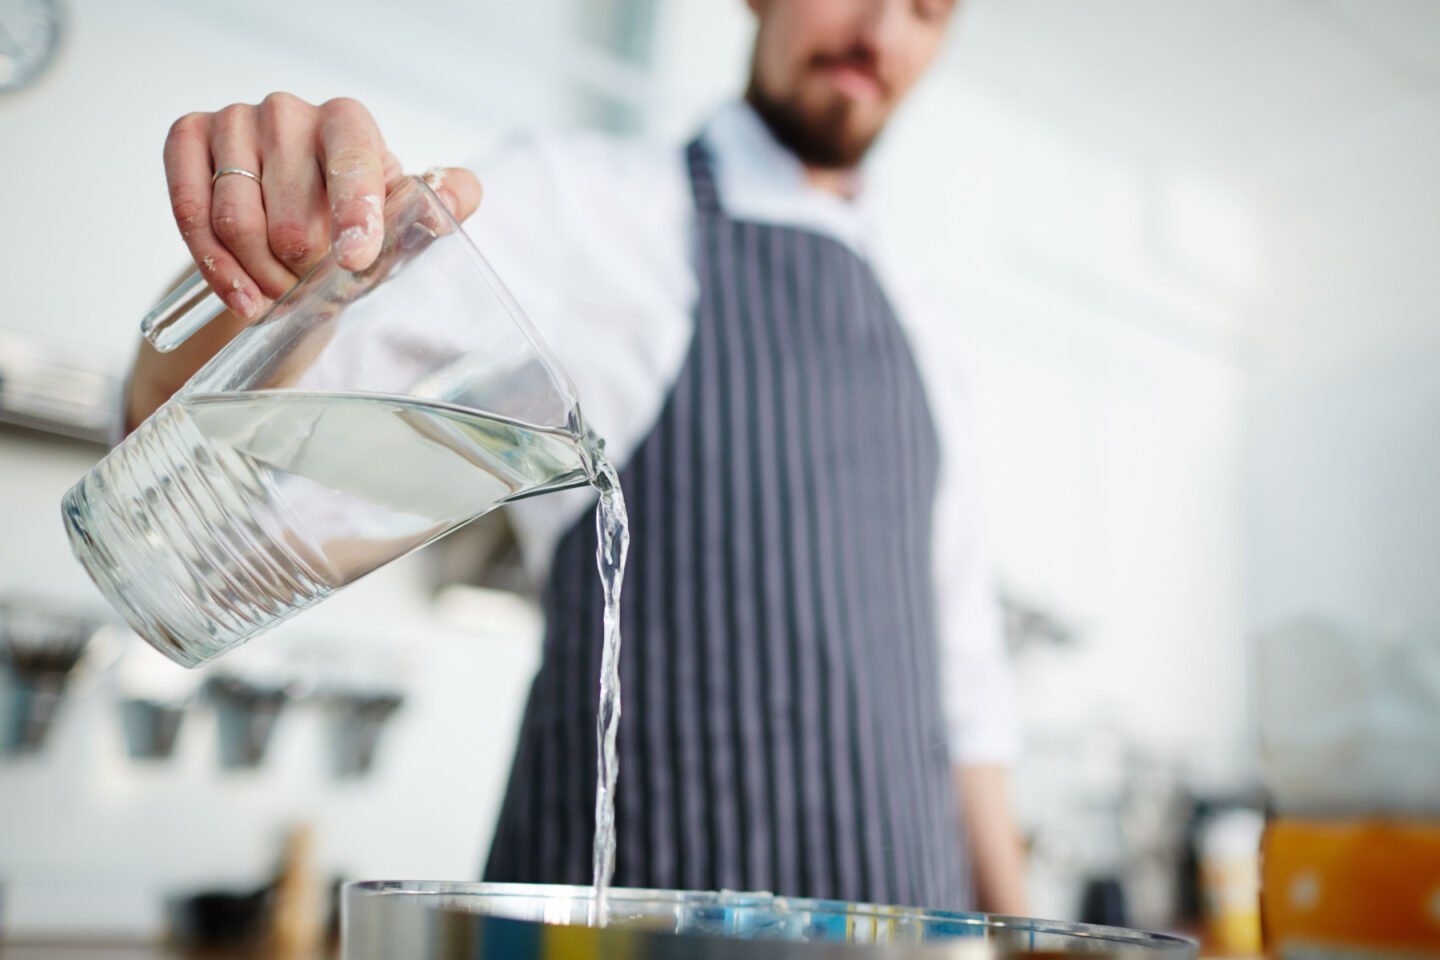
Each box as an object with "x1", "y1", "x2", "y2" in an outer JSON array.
[{"x1": 63, "y1": 176, "x2": 597, "y2": 667}]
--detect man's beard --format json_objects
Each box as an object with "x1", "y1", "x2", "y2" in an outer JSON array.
[{"x1": 746, "y1": 79, "x2": 883, "y2": 170}]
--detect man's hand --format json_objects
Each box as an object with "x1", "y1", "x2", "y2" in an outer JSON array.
[
  {"x1": 165, "y1": 92, "x2": 479, "y2": 317},
  {"x1": 125, "y1": 93, "x2": 483, "y2": 432}
]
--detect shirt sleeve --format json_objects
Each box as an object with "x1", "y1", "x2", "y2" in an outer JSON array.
[
  {"x1": 109, "y1": 371, "x2": 131, "y2": 448},
  {"x1": 460, "y1": 131, "x2": 695, "y2": 578},
  {"x1": 907, "y1": 298, "x2": 1021, "y2": 767}
]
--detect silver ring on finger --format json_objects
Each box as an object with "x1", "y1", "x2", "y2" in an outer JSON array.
[{"x1": 212, "y1": 167, "x2": 262, "y2": 186}]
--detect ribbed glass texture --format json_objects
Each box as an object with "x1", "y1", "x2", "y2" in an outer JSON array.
[{"x1": 62, "y1": 401, "x2": 332, "y2": 667}]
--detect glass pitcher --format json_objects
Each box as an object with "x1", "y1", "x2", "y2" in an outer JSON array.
[{"x1": 63, "y1": 176, "x2": 595, "y2": 667}]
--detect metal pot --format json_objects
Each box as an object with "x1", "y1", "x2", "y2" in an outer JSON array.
[{"x1": 343, "y1": 882, "x2": 1196, "y2": 959}]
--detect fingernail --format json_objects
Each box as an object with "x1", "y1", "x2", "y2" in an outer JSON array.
[
  {"x1": 422, "y1": 168, "x2": 458, "y2": 215},
  {"x1": 335, "y1": 225, "x2": 373, "y2": 266},
  {"x1": 230, "y1": 287, "x2": 257, "y2": 320},
  {"x1": 334, "y1": 195, "x2": 385, "y2": 267}
]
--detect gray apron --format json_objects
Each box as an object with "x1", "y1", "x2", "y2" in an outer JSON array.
[{"x1": 485, "y1": 138, "x2": 972, "y2": 910}]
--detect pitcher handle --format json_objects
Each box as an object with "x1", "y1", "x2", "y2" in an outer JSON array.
[{"x1": 140, "y1": 268, "x2": 231, "y2": 353}]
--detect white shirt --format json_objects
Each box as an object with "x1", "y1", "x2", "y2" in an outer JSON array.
[{"x1": 467, "y1": 102, "x2": 1019, "y2": 766}]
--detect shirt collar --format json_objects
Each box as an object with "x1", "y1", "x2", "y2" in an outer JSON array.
[{"x1": 699, "y1": 100, "x2": 877, "y2": 257}]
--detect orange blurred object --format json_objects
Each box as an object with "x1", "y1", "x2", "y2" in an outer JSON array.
[{"x1": 1262, "y1": 818, "x2": 1440, "y2": 955}]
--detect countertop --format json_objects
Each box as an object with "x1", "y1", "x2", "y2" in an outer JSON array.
[{"x1": 0, "y1": 944, "x2": 334, "y2": 960}]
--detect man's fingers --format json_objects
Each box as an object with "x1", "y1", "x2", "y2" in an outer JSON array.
[
  {"x1": 210, "y1": 105, "x2": 297, "y2": 299},
  {"x1": 318, "y1": 98, "x2": 386, "y2": 271},
  {"x1": 163, "y1": 112, "x2": 265, "y2": 320},
  {"x1": 382, "y1": 150, "x2": 405, "y2": 190},
  {"x1": 258, "y1": 94, "x2": 329, "y2": 278},
  {"x1": 423, "y1": 166, "x2": 484, "y2": 222},
  {"x1": 165, "y1": 94, "x2": 472, "y2": 314}
]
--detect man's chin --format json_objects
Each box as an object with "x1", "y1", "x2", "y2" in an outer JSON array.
[
  {"x1": 804, "y1": 93, "x2": 889, "y2": 161},
  {"x1": 752, "y1": 90, "x2": 885, "y2": 169},
  {"x1": 806, "y1": 119, "x2": 886, "y2": 170}
]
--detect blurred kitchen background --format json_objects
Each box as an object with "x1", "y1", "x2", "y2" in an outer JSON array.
[{"x1": 2, "y1": 0, "x2": 1437, "y2": 947}]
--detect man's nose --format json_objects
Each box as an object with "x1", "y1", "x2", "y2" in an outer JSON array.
[{"x1": 855, "y1": 0, "x2": 907, "y2": 53}]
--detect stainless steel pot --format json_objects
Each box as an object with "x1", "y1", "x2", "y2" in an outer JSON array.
[{"x1": 343, "y1": 882, "x2": 1196, "y2": 959}]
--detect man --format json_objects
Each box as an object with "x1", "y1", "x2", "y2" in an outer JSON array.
[{"x1": 127, "y1": 0, "x2": 1026, "y2": 913}]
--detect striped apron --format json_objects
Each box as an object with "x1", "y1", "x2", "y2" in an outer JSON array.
[{"x1": 484, "y1": 139, "x2": 972, "y2": 910}]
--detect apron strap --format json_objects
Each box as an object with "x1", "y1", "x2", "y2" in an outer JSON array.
[{"x1": 684, "y1": 138, "x2": 722, "y2": 216}]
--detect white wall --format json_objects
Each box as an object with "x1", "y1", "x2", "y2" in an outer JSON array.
[{"x1": 1241, "y1": 83, "x2": 1440, "y2": 635}]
